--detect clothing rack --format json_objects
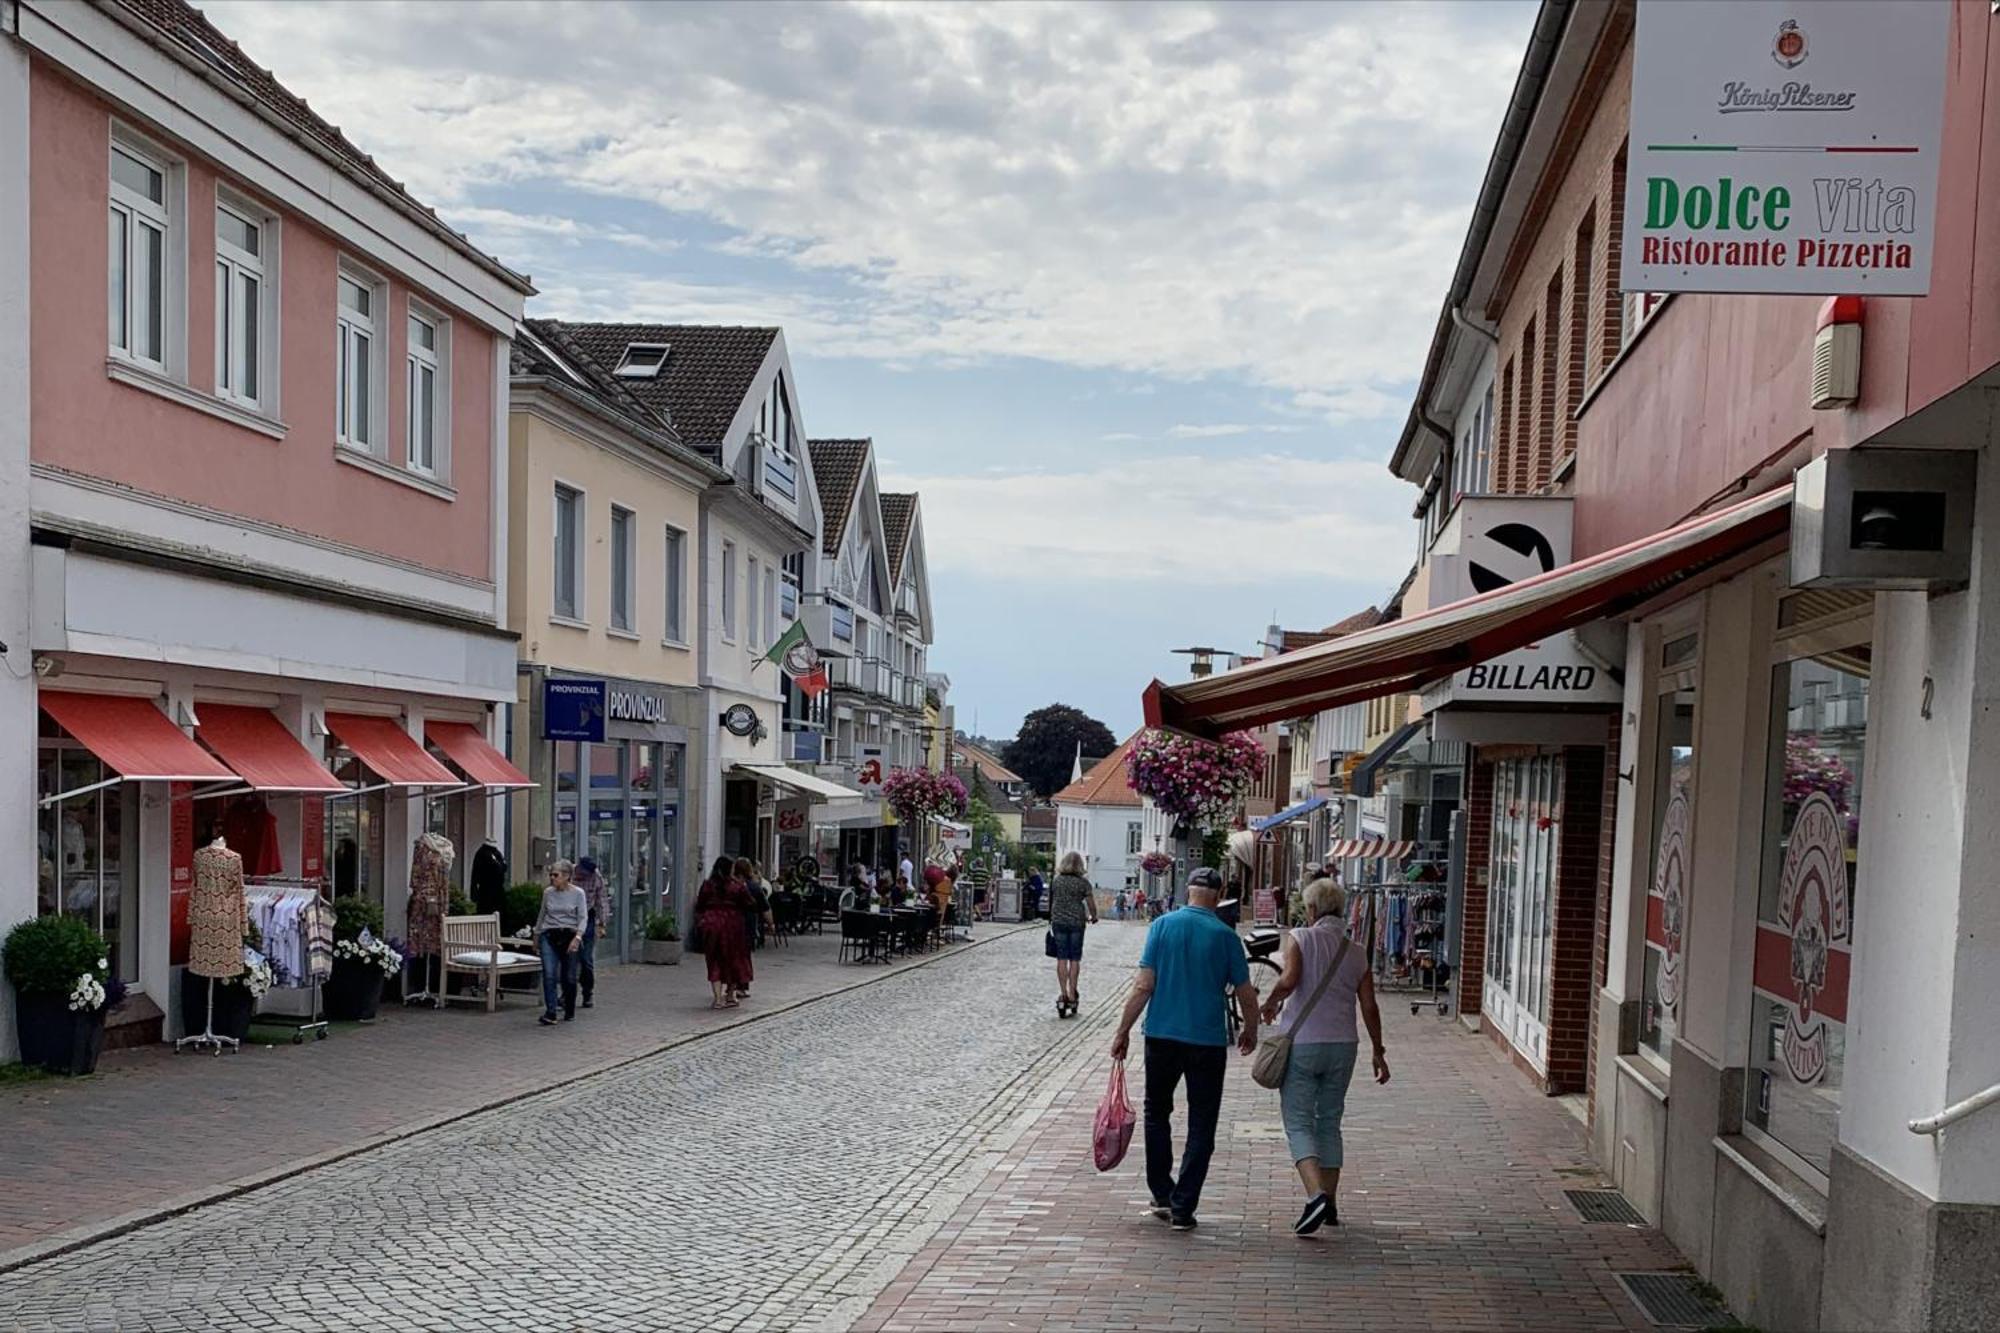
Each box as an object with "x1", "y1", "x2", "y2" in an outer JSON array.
[
  {"x1": 1337, "y1": 840, "x2": 1454, "y2": 1016},
  {"x1": 245, "y1": 878, "x2": 332, "y2": 1043}
]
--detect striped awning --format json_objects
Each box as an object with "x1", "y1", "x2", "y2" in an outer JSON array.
[
  {"x1": 1143, "y1": 486, "x2": 1793, "y2": 737},
  {"x1": 1326, "y1": 838, "x2": 1416, "y2": 860}
]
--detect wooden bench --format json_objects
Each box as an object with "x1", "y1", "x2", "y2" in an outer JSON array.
[{"x1": 440, "y1": 914, "x2": 541, "y2": 1011}]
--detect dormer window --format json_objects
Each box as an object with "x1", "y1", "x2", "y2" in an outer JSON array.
[{"x1": 614, "y1": 343, "x2": 670, "y2": 379}]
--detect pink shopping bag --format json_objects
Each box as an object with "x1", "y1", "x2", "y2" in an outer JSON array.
[{"x1": 1093, "y1": 1058, "x2": 1136, "y2": 1172}]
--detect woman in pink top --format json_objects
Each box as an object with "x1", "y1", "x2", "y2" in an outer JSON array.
[{"x1": 1260, "y1": 876, "x2": 1390, "y2": 1236}]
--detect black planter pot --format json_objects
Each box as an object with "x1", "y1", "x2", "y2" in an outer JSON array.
[
  {"x1": 178, "y1": 969, "x2": 256, "y2": 1042},
  {"x1": 323, "y1": 957, "x2": 384, "y2": 1022},
  {"x1": 14, "y1": 990, "x2": 107, "y2": 1075}
]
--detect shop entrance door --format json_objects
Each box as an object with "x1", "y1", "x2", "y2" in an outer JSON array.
[
  {"x1": 586, "y1": 743, "x2": 625, "y2": 962},
  {"x1": 1486, "y1": 755, "x2": 1561, "y2": 1069}
]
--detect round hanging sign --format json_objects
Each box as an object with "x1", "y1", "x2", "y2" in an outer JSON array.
[{"x1": 722, "y1": 703, "x2": 760, "y2": 737}]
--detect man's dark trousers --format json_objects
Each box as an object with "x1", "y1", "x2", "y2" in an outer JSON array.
[{"x1": 1143, "y1": 1036, "x2": 1227, "y2": 1218}]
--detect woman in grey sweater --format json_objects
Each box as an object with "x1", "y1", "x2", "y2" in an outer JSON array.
[
  {"x1": 536, "y1": 859, "x2": 590, "y2": 1026},
  {"x1": 1047, "y1": 851, "x2": 1099, "y2": 1019}
]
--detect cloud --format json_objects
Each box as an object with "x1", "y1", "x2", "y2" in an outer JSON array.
[
  {"x1": 1167, "y1": 423, "x2": 1253, "y2": 439},
  {"x1": 204, "y1": 0, "x2": 1532, "y2": 423},
  {"x1": 885, "y1": 453, "x2": 1414, "y2": 588},
  {"x1": 1099, "y1": 432, "x2": 1142, "y2": 442}
]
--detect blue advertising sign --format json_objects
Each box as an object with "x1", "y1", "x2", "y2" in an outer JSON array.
[{"x1": 543, "y1": 677, "x2": 606, "y2": 743}]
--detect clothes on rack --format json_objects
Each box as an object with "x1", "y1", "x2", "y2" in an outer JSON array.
[
  {"x1": 188, "y1": 841, "x2": 247, "y2": 978},
  {"x1": 306, "y1": 896, "x2": 334, "y2": 980},
  {"x1": 222, "y1": 797, "x2": 285, "y2": 878},
  {"x1": 246, "y1": 884, "x2": 336, "y2": 986},
  {"x1": 406, "y1": 832, "x2": 456, "y2": 957}
]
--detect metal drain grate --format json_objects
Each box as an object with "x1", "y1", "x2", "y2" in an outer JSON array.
[
  {"x1": 1564, "y1": 1187, "x2": 1645, "y2": 1224},
  {"x1": 1618, "y1": 1272, "x2": 1738, "y2": 1329}
]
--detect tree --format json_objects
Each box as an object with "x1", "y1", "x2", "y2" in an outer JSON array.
[
  {"x1": 1003, "y1": 703, "x2": 1119, "y2": 799},
  {"x1": 968, "y1": 794, "x2": 1007, "y2": 864}
]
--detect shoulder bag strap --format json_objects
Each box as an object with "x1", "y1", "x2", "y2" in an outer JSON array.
[{"x1": 1285, "y1": 931, "x2": 1355, "y2": 1030}]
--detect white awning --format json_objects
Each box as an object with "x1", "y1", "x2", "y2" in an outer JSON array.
[{"x1": 731, "y1": 763, "x2": 866, "y2": 803}]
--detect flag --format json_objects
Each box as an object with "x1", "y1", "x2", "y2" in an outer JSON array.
[
  {"x1": 764, "y1": 619, "x2": 809, "y2": 666},
  {"x1": 796, "y1": 662, "x2": 829, "y2": 697},
  {"x1": 767, "y1": 619, "x2": 828, "y2": 697}
]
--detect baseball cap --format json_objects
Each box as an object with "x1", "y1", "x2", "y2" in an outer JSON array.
[{"x1": 1186, "y1": 867, "x2": 1223, "y2": 891}]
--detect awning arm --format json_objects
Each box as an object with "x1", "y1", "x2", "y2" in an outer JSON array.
[
  {"x1": 326, "y1": 781, "x2": 398, "y2": 803},
  {"x1": 423, "y1": 783, "x2": 488, "y2": 801},
  {"x1": 37, "y1": 774, "x2": 124, "y2": 810},
  {"x1": 174, "y1": 782, "x2": 254, "y2": 804}
]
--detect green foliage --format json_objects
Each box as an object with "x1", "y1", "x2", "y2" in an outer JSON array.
[
  {"x1": 644, "y1": 911, "x2": 680, "y2": 942},
  {"x1": 448, "y1": 888, "x2": 475, "y2": 917},
  {"x1": 968, "y1": 794, "x2": 1007, "y2": 853},
  {"x1": 331, "y1": 895, "x2": 383, "y2": 943},
  {"x1": 3, "y1": 915, "x2": 110, "y2": 996},
  {"x1": 502, "y1": 882, "x2": 544, "y2": 935},
  {"x1": 1199, "y1": 827, "x2": 1229, "y2": 871},
  {"x1": 1001, "y1": 704, "x2": 1119, "y2": 799}
]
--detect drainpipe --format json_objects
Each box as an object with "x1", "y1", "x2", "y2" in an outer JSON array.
[{"x1": 1451, "y1": 303, "x2": 1499, "y2": 347}]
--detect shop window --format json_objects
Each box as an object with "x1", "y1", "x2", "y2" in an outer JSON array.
[
  {"x1": 214, "y1": 198, "x2": 271, "y2": 410},
  {"x1": 1484, "y1": 753, "x2": 1564, "y2": 1067},
  {"x1": 37, "y1": 728, "x2": 137, "y2": 982},
  {"x1": 109, "y1": 135, "x2": 173, "y2": 372},
  {"x1": 1640, "y1": 678, "x2": 1696, "y2": 1065},
  {"x1": 406, "y1": 307, "x2": 447, "y2": 477},
  {"x1": 553, "y1": 484, "x2": 583, "y2": 621},
  {"x1": 610, "y1": 506, "x2": 636, "y2": 633},
  {"x1": 1744, "y1": 632, "x2": 1869, "y2": 1182},
  {"x1": 663, "y1": 525, "x2": 687, "y2": 644}
]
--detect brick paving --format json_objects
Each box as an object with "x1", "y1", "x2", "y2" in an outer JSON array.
[
  {"x1": 0, "y1": 920, "x2": 1033, "y2": 1266},
  {"x1": 856, "y1": 962, "x2": 1691, "y2": 1333}
]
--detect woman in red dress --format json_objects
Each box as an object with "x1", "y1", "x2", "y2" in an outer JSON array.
[{"x1": 695, "y1": 856, "x2": 756, "y2": 1009}]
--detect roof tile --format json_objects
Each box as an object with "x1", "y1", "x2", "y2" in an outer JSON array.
[
  {"x1": 1052, "y1": 733, "x2": 1142, "y2": 808},
  {"x1": 879, "y1": 493, "x2": 917, "y2": 583},
  {"x1": 542, "y1": 322, "x2": 778, "y2": 451},
  {"x1": 809, "y1": 439, "x2": 871, "y2": 556}
]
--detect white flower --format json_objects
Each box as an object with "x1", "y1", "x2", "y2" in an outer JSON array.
[
  {"x1": 67, "y1": 971, "x2": 106, "y2": 1013},
  {"x1": 96, "y1": 957, "x2": 109, "y2": 972}
]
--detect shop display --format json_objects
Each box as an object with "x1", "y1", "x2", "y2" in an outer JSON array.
[
  {"x1": 404, "y1": 832, "x2": 456, "y2": 1005},
  {"x1": 187, "y1": 840, "x2": 246, "y2": 979},
  {"x1": 470, "y1": 840, "x2": 509, "y2": 917}
]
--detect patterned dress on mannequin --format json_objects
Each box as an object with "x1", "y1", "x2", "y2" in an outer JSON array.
[
  {"x1": 188, "y1": 841, "x2": 247, "y2": 979},
  {"x1": 406, "y1": 832, "x2": 456, "y2": 958}
]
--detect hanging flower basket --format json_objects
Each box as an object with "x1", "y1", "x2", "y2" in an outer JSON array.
[
  {"x1": 1139, "y1": 851, "x2": 1175, "y2": 878},
  {"x1": 882, "y1": 767, "x2": 969, "y2": 826},
  {"x1": 1125, "y1": 730, "x2": 1265, "y2": 826}
]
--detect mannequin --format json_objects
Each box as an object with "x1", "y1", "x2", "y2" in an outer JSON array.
[
  {"x1": 180, "y1": 838, "x2": 245, "y2": 1053},
  {"x1": 404, "y1": 831, "x2": 455, "y2": 1005},
  {"x1": 470, "y1": 839, "x2": 509, "y2": 918}
]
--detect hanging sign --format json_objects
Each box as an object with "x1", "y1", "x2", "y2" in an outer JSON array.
[
  {"x1": 1622, "y1": 0, "x2": 1951, "y2": 295},
  {"x1": 543, "y1": 678, "x2": 606, "y2": 743}
]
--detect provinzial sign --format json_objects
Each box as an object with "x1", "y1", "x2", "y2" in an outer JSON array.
[
  {"x1": 542, "y1": 677, "x2": 606, "y2": 743},
  {"x1": 1622, "y1": 0, "x2": 1950, "y2": 295}
]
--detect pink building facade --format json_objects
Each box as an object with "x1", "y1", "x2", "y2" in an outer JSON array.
[{"x1": 1, "y1": 0, "x2": 531, "y2": 1054}]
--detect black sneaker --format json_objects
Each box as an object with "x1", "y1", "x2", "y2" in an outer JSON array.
[
  {"x1": 1293, "y1": 1193, "x2": 1331, "y2": 1236},
  {"x1": 538, "y1": 1014, "x2": 558, "y2": 1026},
  {"x1": 1149, "y1": 1197, "x2": 1172, "y2": 1220},
  {"x1": 562, "y1": 1011, "x2": 575, "y2": 1021},
  {"x1": 1170, "y1": 1214, "x2": 1197, "y2": 1232},
  {"x1": 581, "y1": 998, "x2": 594, "y2": 1009}
]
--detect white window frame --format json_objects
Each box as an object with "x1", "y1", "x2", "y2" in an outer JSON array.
[
  {"x1": 747, "y1": 555, "x2": 763, "y2": 650},
  {"x1": 608, "y1": 505, "x2": 637, "y2": 634},
  {"x1": 552, "y1": 482, "x2": 585, "y2": 623},
  {"x1": 336, "y1": 261, "x2": 387, "y2": 454},
  {"x1": 663, "y1": 524, "x2": 688, "y2": 646},
  {"x1": 406, "y1": 301, "x2": 449, "y2": 479},
  {"x1": 721, "y1": 540, "x2": 738, "y2": 642},
  {"x1": 108, "y1": 129, "x2": 180, "y2": 375},
  {"x1": 763, "y1": 564, "x2": 778, "y2": 648},
  {"x1": 212, "y1": 194, "x2": 276, "y2": 413}
]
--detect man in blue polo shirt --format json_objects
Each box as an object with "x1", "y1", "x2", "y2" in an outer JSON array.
[{"x1": 1110, "y1": 866, "x2": 1257, "y2": 1230}]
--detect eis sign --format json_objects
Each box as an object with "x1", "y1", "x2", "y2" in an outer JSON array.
[{"x1": 1622, "y1": 1, "x2": 1949, "y2": 296}]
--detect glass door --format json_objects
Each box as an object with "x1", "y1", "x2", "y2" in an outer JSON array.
[
  {"x1": 586, "y1": 743, "x2": 625, "y2": 957},
  {"x1": 627, "y1": 742, "x2": 657, "y2": 962}
]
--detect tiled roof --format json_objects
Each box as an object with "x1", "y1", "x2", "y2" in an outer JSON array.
[
  {"x1": 809, "y1": 439, "x2": 871, "y2": 556},
  {"x1": 1022, "y1": 807, "x2": 1058, "y2": 831},
  {"x1": 1279, "y1": 629, "x2": 1336, "y2": 654},
  {"x1": 111, "y1": 0, "x2": 530, "y2": 294},
  {"x1": 1324, "y1": 607, "x2": 1383, "y2": 635},
  {"x1": 516, "y1": 318, "x2": 681, "y2": 441},
  {"x1": 880, "y1": 493, "x2": 916, "y2": 583},
  {"x1": 1052, "y1": 733, "x2": 1142, "y2": 808},
  {"x1": 540, "y1": 323, "x2": 777, "y2": 451},
  {"x1": 953, "y1": 738, "x2": 1022, "y2": 786}
]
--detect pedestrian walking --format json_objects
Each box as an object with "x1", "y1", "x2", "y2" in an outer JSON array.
[
  {"x1": 1114, "y1": 888, "x2": 1129, "y2": 920},
  {"x1": 695, "y1": 857, "x2": 756, "y2": 1010},
  {"x1": 1048, "y1": 852, "x2": 1100, "y2": 1018},
  {"x1": 1259, "y1": 875, "x2": 1390, "y2": 1235},
  {"x1": 534, "y1": 859, "x2": 590, "y2": 1027},
  {"x1": 1109, "y1": 867, "x2": 1258, "y2": 1230},
  {"x1": 573, "y1": 856, "x2": 610, "y2": 1010}
]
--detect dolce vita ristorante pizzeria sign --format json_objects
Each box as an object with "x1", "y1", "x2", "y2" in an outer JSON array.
[{"x1": 1621, "y1": 0, "x2": 1950, "y2": 296}]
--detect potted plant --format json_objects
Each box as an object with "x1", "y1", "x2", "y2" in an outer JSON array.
[
  {"x1": 641, "y1": 911, "x2": 682, "y2": 966},
  {"x1": 3, "y1": 915, "x2": 123, "y2": 1075},
  {"x1": 180, "y1": 920, "x2": 268, "y2": 1042},
  {"x1": 324, "y1": 897, "x2": 400, "y2": 1022}
]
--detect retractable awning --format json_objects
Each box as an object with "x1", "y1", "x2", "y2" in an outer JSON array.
[
  {"x1": 38, "y1": 692, "x2": 236, "y2": 804},
  {"x1": 1352, "y1": 722, "x2": 1423, "y2": 800},
  {"x1": 426, "y1": 721, "x2": 534, "y2": 790},
  {"x1": 731, "y1": 762, "x2": 865, "y2": 804},
  {"x1": 1143, "y1": 486, "x2": 1793, "y2": 737},
  {"x1": 1251, "y1": 795, "x2": 1328, "y2": 833},
  {"x1": 1327, "y1": 838, "x2": 1416, "y2": 860},
  {"x1": 325, "y1": 713, "x2": 458, "y2": 788},
  {"x1": 194, "y1": 704, "x2": 344, "y2": 793}
]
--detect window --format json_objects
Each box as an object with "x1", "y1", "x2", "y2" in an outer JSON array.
[
  {"x1": 614, "y1": 343, "x2": 669, "y2": 379},
  {"x1": 1126, "y1": 823, "x2": 1143, "y2": 855},
  {"x1": 553, "y1": 484, "x2": 582, "y2": 620},
  {"x1": 763, "y1": 564, "x2": 777, "y2": 648},
  {"x1": 781, "y1": 551, "x2": 803, "y2": 620},
  {"x1": 830, "y1": 599, "x2": 854, "y2": 644},
  {"x1": 746, "y1": 556, "x2": 762, "y2": 650},
  {"x1": 756, "y1": 372, "x2": 792, "y2": 452},
  {"x1": 663, "y1": 525, "x2": 687, "y2": 643},
  {"x1": 336, "y1": 271, "x2": 379, "y2": 450},
  {"x1": 721, "y1": 541, "x2": 738, "y2": 640},
  {"x1": 38, "y1": 725, "x2": 137, "y2": 982},
  {"x1": 1640, "y1": 629, "x2": 1699, "y2": 1066},
  {"x1": 610, "y1": 506, "x2": 635, "y2": 632},
  {"x1": 213, "y1": 201, "x2": 265, "y2": 406},
  {"x1": 1743, "y1": 608, "x2": 1871, "y2": 1182},
  {"x1": 1484, "y1": 753, "x2": 1564, "y2": 1067},
  {"x1": 407, "y1": 309, "x2": 443, "y2": 475},
  {"x1": 109, "y1": 140, "x2": 170, "y2": 369}
]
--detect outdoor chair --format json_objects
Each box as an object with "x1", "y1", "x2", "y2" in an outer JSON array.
[{"x1": 439, "y1": 913, "x2": 542, "y2": 1012}]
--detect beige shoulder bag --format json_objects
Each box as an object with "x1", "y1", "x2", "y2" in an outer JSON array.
[{"x1": 1250, "y1": 933, "x2": 1353, "y2": 1090}]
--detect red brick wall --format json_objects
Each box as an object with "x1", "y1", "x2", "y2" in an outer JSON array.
[
  {"x1": 1585, "y1": 713, "x2": 1622, "y2": 1129},
  {"x1": 1546, "y1": 744, "x2": 1607, "y2": 1094},
  {"x1": 1458, "y1": 756, "x2": 1495, "y2": 1019}
]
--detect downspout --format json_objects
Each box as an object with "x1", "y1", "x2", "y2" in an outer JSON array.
[{"x1": 1451, "y1": 303, "x2": 1499, "y2": 348}]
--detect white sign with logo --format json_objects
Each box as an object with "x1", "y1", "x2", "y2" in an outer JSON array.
[
  {"x1": 1622, "y1": 0, "x2": 1950, "y2": 296},
  {"x1": 853, "y1": 745, "x2": 886, "y2": 792},
  {"x1": 1423, "y1": 496, "x2": 1621, "y2": 710}
]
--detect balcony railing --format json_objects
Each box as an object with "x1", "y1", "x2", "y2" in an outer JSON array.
[{"x1": 750, "y1": 433, "x2": 800, "y2": 519}]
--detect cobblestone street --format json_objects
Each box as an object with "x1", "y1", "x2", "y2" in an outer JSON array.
[{"x1": 0, "y1": 923, "x2": 1693, "y2": 1332}]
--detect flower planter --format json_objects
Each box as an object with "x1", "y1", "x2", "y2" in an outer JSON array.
[
  {"x1": 14, "y1": 990, "x2": 107, "y2": 1075},
  {"x1": 178, "y1": 969, "x2": 256, "y2": 1043},
  {"x1": 641, "y1": 939, "x2": 682, "y2": 966},
  {"x1": 323, "y1": 957, "x2": 384, "y2": 1022}
]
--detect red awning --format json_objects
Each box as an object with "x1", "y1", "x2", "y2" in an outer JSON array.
[
  {"x1": 325, "y1": 713, "x2": 458, "y2": 787},
  {"x1": 1145, "y1": 485, "x2": 1793, "y2": 737},
  {"x1": 426, "y1": 721, "x2": 534, "y2": 790},
  {"x1": 194, "y1": 704, "x2": 345, "y2": 794},
  {"x1": 1327, "y1": 838, "x2": 1417, "y2": 861},
  {"x1": 38, "y1": 692, "x2": 236, "y2": 783}
]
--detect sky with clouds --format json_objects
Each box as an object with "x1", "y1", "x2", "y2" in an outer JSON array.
[{"x1": 211, "y1": 0, "x2": 1533, "y2": 740}]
